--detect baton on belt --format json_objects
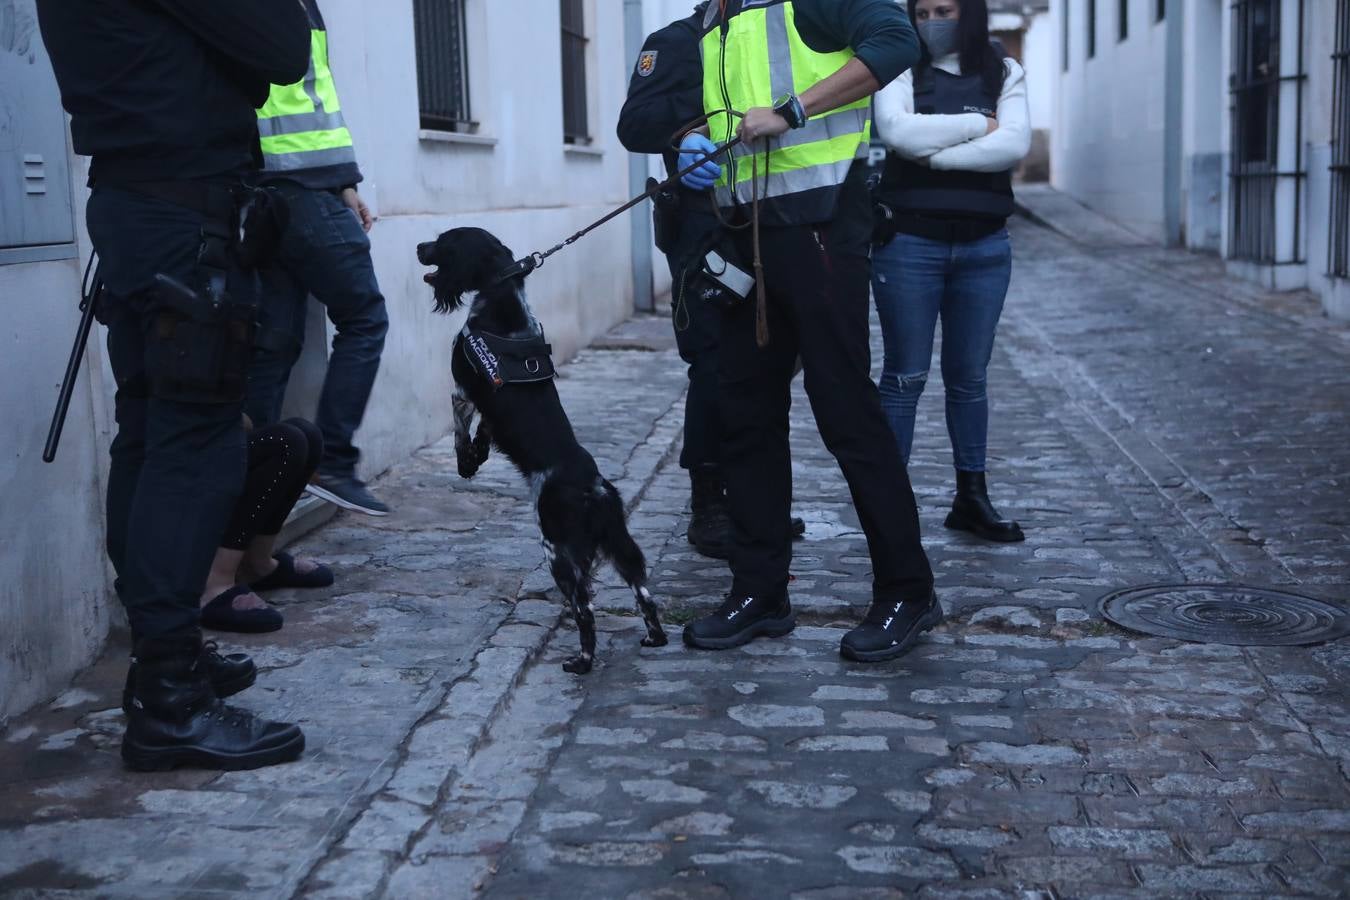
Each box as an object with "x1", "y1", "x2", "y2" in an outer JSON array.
[{"x1": 43, "y1": 255, "x2": 104, "y2": 463}]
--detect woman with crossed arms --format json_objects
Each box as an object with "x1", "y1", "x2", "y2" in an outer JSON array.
[{"x1": 871, "y1": 0, "x2": 1031, "y2": 543}]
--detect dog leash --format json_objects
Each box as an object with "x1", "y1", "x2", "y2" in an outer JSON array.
[{"x1": 489, "y1": 114, "x2": 745, "y2": 286}]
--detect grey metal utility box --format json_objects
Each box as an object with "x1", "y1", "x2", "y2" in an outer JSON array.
[{"x1": 1, "y1": 0, "x2": 76, "y2": 263}]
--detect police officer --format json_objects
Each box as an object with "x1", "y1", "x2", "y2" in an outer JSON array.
[
  {"x1": 679, "y1": 0, "x2": 941, "y2": 662},
  {"x1": 246, "y1": 0, "x2": 392, "y2": 518},
  {"x1": 618, "y1": 3, "x2": 804, "y2": 559},
  {"x1": 37, "y1": 0, "x2": 311, "y2": 771}
]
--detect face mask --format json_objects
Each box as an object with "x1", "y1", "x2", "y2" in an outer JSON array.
[{"x1": 918, "y1": 19, "x2": 959, "y2": 58}]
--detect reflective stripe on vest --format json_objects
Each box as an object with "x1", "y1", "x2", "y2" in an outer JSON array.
[
  {"x1": 700, "y1": 1, "x2": 870, "y2": 211},
  {"x1": 257, "y1": 29, "x2": 357, "y2": 172}
]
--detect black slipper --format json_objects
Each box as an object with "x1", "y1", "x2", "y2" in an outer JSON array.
[
  {"x1": 251, "y1": 551, "x2": 334, "y2": 591},
  {"x1": 200, "y1": 585, "x2": 283, "y2": 634}
]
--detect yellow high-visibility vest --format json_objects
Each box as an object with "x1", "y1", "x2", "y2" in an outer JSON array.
[
  {"x1": 257, "y1": 28, "x2": 357, "y2": 172},
  {"x1": 702, "y1": 0, "x2": 871, "y2": 222}
]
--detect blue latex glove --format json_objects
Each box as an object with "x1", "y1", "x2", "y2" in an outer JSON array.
[{"x1": 678, "y1": 133, "x2": 722, "y2": 191}]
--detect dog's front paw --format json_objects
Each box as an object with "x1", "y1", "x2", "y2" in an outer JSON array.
[
  {"x1": 641, "y1": 630, "x2": 669, "y2": 648},
  {"x1": 562, "y1": 655, "x2": 594, "y2": 675},
  {"x1": 456, "y1": 450, "x2": 480, "y2": 479}
]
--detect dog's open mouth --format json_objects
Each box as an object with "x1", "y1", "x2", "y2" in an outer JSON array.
[{"x1": 423, "y1": 270, "x2": 438, "y2": 285}]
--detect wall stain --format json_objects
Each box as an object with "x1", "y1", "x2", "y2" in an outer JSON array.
[{"x1": 0, "y1": 0, "x2": 38, "y2": 63}]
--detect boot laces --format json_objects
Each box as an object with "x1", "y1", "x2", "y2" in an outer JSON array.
[
  {"x1": 202, "y1": 640, "x2": 222, "y2": 662},
  {"x1": 207, "y1": 704, "x2": 255, "y2": 728}
]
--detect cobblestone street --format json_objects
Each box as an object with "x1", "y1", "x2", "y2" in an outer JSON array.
[{"x1": 2, "y1": 205, "x2": 1348, "y2": 898}]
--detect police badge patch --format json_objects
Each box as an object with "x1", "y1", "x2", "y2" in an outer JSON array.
[{"x1": 637, "y1": 50, "x2": 658, "y2": 77}]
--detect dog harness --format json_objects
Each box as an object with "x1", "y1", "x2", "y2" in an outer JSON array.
[{"x1": 459, "y1": 325, "x2": 556, "y2": 390}]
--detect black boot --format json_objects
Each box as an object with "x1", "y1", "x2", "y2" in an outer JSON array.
[
  {"x1": 683, "y1": 588, "x2": 796, "y2": 650},
  {"x1": 840, "y1": 591, "x2": 943, "y2": 662},
  {"x1": 121, "y1": 632, "x2": 304, "y2": 772},
  {"x1": 121, "y1": 641, "x2": 257, "y2": 714},
  {"x1": 687, "y1": 465, "x2": 732, "y2": 559},
  {"x1": 945, "y1": 470, "x2": 1025, "y2": 542}
]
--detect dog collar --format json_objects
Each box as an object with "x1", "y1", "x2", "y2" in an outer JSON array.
[{"x1": 483, "y1": 255, "x2": 539, "y2": 290}]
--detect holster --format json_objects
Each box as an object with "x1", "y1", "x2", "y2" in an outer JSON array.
[
  {"x1": 113, "y1": 179, "x2": 272, "y2": 404},
  {"x1": 651, "y1": 177, "x2": 682, "y2": 255},
  {"x1": 871, "y1": 199, "x2": 899, "y2": 248},
  {"x1": 690, "y1": 228, "x2": 754, "y2": 312},
  {"x1": 146, "y1": 274, "x2": 256, "y2": 405}
]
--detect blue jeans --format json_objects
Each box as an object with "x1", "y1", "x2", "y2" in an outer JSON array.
[
  {"x1": 871, "y1": 228, "x2": 1012, "y2": 472},
  {"x1": 245, "y1": 182, "x2": 388, "y2": 477}
]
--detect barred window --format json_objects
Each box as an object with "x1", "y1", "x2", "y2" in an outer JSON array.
[
  {"x1": 414, "y1": 0, "x2": 473, "y2": 132},
  {"x1": 1331, "y1": 0, "x2": 1350, "y2": 276},
  {"x1": 560, "y1": 0, "x2": 590, "y2": 143}
]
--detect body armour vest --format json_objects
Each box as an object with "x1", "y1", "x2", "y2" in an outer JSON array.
[{"x1": 878, "y1": 63, "x2": 1014, "y2": 221}]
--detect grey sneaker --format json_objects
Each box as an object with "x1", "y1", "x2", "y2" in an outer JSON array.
[{"x1": 307, "y1": 474, "x2": 390, "y2": 516}]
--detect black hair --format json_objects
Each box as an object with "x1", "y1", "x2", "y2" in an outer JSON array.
[{"x1": 907, "y1": 0, "x2": 1007, "y2": 98}]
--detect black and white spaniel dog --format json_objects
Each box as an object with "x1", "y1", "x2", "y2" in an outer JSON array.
[{"x1": 416, "y1": 227, "x2": 667, "y2": 673}]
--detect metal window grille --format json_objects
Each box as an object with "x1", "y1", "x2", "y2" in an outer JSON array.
[
  {"x1": 1119, "y1": 0, "x2": 1128, "y2": 41},
  {"x1": 414, "y1": 0, "x2": 473, "y2": 132},
  {"x1": 1330, "y1": 0, "x2": 1350, "y2": 276},
  {"x1": 560, "y1": 0, "x2": 590, "y2": 143},
  {"x1": 1228, "y1": 0, "x2": 1305, "y2": 264},
  {"x1": 1087, "y1": 0, "x2": 1097, "y2": 57}
]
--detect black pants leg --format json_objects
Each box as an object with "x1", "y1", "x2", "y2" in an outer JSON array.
[
  {"x1": 719, "y1": 182, "x2": 934, "y2": 605},
  {"x1": 90, "y1": 188, "x2": 249, "y2": 641},
  {"x1": 665, "y1": 211, "x2": 723, "y2": 472},
  {"x1": 219, "y1": 419, "x2": 322, "y2": 549}
]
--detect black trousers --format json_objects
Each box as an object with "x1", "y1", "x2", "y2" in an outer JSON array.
[
  {"x1": 87, "y1": 187, "x2": 250, "y2": 641},
  {"x1": 718, "y1": 175, "x2": 934, "y2": 604},
  {"x1": 664, "y1": 208, "x2": 722, "y2": 472}
]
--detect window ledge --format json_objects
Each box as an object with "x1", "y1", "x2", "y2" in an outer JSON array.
[
  {"x1": 564, "y1": 143, "x2": 605, "y2": 158},
  {"x1": 419, "y1": 129, "x2": 498, "y2": 147}
]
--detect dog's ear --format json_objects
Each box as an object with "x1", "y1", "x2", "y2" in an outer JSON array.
[{"x1": 428, "y1": 233, "x2": 479, "y2": 314}]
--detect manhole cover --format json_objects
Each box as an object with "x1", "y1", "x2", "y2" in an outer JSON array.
[{"x1": 1099, "y1": 583, "x2": 1350, "y2": 646}]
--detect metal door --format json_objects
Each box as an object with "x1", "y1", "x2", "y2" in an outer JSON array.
[{"x1": 0, "y1": 0, "x2": 76, "y2": 262}]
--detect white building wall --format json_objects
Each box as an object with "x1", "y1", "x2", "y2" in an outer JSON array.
[
  {"x1": 1052, "y1": 0, "x2": 1170, "y2": 240},
  {"x1": 1181, "y1": 0, "x2": 1225, "y2": 253},
  {"x1": 2, "y1": 0, "x2": 665, "y2": 719},
  {"x1": 1023, "y1": 13, "x2": 1055, "y2": 132}
]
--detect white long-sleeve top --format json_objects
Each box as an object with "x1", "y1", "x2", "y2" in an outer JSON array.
[{"x1": 874, "y1": 53, "x2": 1031, "y2": 173}]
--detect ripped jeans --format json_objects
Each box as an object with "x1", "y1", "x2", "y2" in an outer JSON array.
[{"x1": 871, "y1": 228, "x2": 1012, "y2": 472}]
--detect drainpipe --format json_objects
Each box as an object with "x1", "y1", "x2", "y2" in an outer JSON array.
[
  {"x1": 623, "y1": 0, "x2": 655, "y2": 312},
  {"x1": 1162, "y1": 0, "x2": 1185, "y2": 245}
]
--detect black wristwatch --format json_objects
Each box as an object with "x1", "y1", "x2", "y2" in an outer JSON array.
[{"x1": 773, "y1": 93, "x2": 807, "y2": 129}]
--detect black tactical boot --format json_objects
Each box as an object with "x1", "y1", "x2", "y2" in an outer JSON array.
[
  {"x1": 121, "y1": 641, "x2": 257, "y2": 714},
  {"x1": 840, "y1": 591, "x2": 943, "y2": 662},
  {"x1": 683, "y1": 589, "x2": 795, "y2": 650},
  {"x1": 121, "y1": 632, "x2": 304, "y2": 772},
  {"x1": 944, "y1": 470, "x2": 1025, "y2": 542},
  {"x1": 687, "y1": 465, "x2": 732, "y2": 559}
]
